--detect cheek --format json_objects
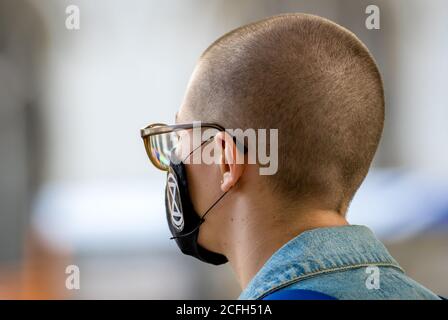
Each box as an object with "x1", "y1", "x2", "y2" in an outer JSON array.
[{"x1": 185, "y1": 163, "x2": 221, "y2": 214}]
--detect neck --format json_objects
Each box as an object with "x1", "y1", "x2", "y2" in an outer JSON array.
[{"x1": 222, "y1": 200, "x2": 349, "y2": 290}]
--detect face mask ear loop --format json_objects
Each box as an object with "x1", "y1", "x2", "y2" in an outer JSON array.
[
  {"x1": 169, "y1": 189, "x2": 230, "y2": 240},
  {"x1": 170, "y1": 133, "x2": 230, "y2": 240},
  {"x1": 181, "y1": 137, "x2": 214, "y2": 163}
]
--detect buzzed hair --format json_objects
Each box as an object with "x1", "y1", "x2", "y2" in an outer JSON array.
[{"x1": 184, "y1": 13, "x2": 385, "y2": 213}]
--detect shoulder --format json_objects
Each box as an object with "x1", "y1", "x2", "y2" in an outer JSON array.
[{"x1": 277, "y1": 265, "x2": 441, "y2": 300}]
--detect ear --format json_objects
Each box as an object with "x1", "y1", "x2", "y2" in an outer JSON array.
[{"x1": 214, "y1": 131, "x2": 245, "y2": 192}]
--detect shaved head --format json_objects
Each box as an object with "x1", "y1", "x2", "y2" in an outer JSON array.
[{"x1": 182, "y1": 13, "x2": 385, "y2": 213}]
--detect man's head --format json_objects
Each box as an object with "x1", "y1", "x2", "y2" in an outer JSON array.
[
  {"x1": 170, "y1": 13, "x2": 385, "y2": 266},
  {"x1": 178, "y1": 13, "x2": 384, "y2": 215}
]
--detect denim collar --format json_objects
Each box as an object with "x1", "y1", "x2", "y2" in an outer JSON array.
[{"x1": 238, "y1": 225, "x2": 404, "y2": 300}]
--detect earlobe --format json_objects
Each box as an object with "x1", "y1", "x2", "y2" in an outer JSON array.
[{"x1": 221, "y1": 172, "x2": 233, "y2": 192}]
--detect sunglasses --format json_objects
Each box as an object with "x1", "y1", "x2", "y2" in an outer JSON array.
[{"x1": 140, "y1": 122, "x2": 226, "y2": 171}]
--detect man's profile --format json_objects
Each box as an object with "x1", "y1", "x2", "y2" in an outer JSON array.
[{"x1": 141, "y1": 13, "x2": 440, "y2": 300}]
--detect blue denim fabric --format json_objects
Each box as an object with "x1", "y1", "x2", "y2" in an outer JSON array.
[{"x1": 238, "y1": 225, "x2": 440, "y2": 300}]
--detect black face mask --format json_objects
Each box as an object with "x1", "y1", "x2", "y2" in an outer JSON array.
[{"x1": 164, "y1": 160, "x2": 229, "y2": 265}]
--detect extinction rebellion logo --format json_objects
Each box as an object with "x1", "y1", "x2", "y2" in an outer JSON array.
[{"x1": 167, "y1": 172, "x2": 185, "y2": 232}]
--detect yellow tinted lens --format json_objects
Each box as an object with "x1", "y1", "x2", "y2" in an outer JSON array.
[{"x1": 149, "y1": 131, "x2": 180, "y2": 170}]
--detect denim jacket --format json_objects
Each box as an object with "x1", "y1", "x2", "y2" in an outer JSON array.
[{"x1": 238, "y1": 225, "x2": 440, "y2": 300}]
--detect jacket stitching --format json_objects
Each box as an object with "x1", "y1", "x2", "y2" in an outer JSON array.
[{"x1": 253, "y1": 262, "x2": 405, "y2": 300}]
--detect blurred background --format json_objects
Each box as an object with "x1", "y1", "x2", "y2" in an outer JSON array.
[{"x1": 0, "y1": 0, "x2": 447, "y2": 299}]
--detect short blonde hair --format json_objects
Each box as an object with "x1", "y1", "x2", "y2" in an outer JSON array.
[{"x1": 185, "y1": 13, "x2": 385, "y2": 212}]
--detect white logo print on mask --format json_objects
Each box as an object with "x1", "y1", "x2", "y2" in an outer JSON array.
[{"x1": 167, "y1": 172, "x2": 184, "y2": 232}]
